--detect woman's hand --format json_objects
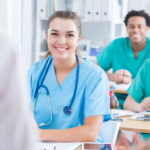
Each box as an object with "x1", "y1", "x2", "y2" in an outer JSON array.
[
  {"x1": 112, "y1": 70, "x2": 132, "y2": 84},
  {"x1": 117, "y1": 133, "x2": 150, "y2": 150},
  {"x1": 140, "y1": 97, "x2": 150, "y2": 112}
]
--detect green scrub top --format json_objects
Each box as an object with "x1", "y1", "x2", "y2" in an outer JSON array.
[
  {"x1": 127, "y1": 59, "x2": 150, "y2": 140},
  {"x1": 96, "y1": 37, "x2": 150, "y2": 109}
]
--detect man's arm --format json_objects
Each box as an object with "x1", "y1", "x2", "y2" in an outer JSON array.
[
  {"x1": 123, "y1": 95, "x2": 140, "y2": 112},
  {"x1": 124, "y1": 95, "x2": 150, "y2": 112}
]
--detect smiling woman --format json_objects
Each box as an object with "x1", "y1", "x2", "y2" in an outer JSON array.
[
  {"x1": 43, "y1": 11, "x2": 82, "y2": 59},
  {"x1": 27, "y1": 11, "x2": 111, "y2": 143},
  {"x1": 45, "y1": 18, "x2": 82, "y2": 62}
]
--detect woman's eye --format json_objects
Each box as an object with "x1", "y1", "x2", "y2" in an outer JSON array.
[
  {"x1": 130, "y1": 26, "x2": 134, "y2": 29},
  {"x1": 67, "y1": 34, "x2": 74, "y2": 37},
  {"x1": 51, "y1": 33, "x2": 58, "y2": 36}
]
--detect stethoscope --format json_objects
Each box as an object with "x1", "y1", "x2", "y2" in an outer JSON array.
[{"x1": 33, "y1": 55, "x2": 80, "y2": 126}]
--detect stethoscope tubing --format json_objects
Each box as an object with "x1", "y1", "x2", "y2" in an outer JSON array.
[
  {"x1": 69, "y1": 55, "x2": 79, "y2": 108},
  {"x1": 33, "y1": 55, "x2": 79, "y2": 126}
]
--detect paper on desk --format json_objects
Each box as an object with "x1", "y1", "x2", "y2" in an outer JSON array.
[
  {"x1": 109, "y1": 81, "x2": 131, "y2": 91},
  {"x1": 36, "y1": 142, "x2": 82, "y2": 150},
  {"x1": 112, "y1": 109, "x2": 136, "y2": 117},
  {"x1": 130, "y1": 112, "x2": 150, "y2": 120},
  {"x1": 36, "y1": 142, "x2": 54, "y2": 150}
]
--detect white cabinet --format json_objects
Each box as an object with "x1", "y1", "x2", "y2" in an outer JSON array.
[{"x1": 35, "y1": 0, "x2": 128, "y2": 62}]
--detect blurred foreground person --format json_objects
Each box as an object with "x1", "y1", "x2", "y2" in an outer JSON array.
[
  {"x1": 117, "y1": 133, "x2": 150, "y2": 150},
  {"x1": 0, "y1": 27, "x2": 36, "y2": 150}
]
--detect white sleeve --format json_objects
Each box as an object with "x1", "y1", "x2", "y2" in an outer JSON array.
[{"x1": 0, "y1": 30, "x2": 36, "y2": 150}]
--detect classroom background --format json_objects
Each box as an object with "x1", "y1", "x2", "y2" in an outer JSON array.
[{"x1": 1, "y1": 0, "x2": 150, "y2": 72}]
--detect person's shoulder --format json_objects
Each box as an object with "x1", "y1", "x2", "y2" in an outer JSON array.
[
  {"x1": 29, "y1": 56, "x2": 52, "y2": 73},
  {"x1": 82, "y1": 59, "x2": 108, "y2": 79},
  {"x1": 107, "y1": 37, "x2": 128, "y2": 49},
  {"x1": 113, "y1": 37, "x2": 128, "y2": 43}
]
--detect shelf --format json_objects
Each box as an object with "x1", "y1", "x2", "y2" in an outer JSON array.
[
  {"x1": 40, "y1": 17, "x2": 48, "y2": 20},
  {"x1": 115, "y1": 19, "x2": 124, "y2": 24},
  {"x1": 82, "y1": 19, "x2": 110, "y2": 23},
  {"x1": 39, "y1": 17, "x2": 123, "y2": 25},
  {"x1": 35, "y1": 0, "x2": 128, "y2": 62}
]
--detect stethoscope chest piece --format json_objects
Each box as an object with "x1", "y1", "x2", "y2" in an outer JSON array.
[{"x1": 63, "y1": 106, "x2": 73, "y2": 115}]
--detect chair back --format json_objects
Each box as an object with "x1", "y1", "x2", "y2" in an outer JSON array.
[{"x1": 100, "y1": 121, "x2": 120, "y2": 144}]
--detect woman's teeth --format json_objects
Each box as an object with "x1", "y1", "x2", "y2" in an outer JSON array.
[{"x1": 56, "y1": 47, "x2": 66, "y2": 51}]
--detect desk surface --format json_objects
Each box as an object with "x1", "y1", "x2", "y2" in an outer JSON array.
[
  {"x1": 120, "y1": 116, "x2": 150, "y2": 133},
  {"x1": 109, "y1": 81, "x2": 129, "y2": 94},
  {"x1": 114, "y1": 89, "x2": 128, "y2": 94}
]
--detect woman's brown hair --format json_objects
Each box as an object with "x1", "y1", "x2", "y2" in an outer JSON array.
[{"x1": 43, "y1": 11, "x2": 82, "y2": 59}]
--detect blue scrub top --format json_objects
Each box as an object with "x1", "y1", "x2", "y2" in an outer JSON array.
[{"x1": 27, "y1": 56, "x2": 111, "y2": 142}]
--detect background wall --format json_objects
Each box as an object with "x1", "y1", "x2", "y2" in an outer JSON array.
[
  {"x1": 21, "y1": 0, "x2": 36, "y2": 72},
  {"x1": 1, "y1": 0, "x2": 150, "y2": 70},
  {"x1": 128, "y1": 0, "x2": 150, "y2": 36},
  {"x1": 0, "y1": 1, "x2": 8, "y2": 28},
  {"x1": 128, "y1": 0, "x2": 141, "y2": 11}
]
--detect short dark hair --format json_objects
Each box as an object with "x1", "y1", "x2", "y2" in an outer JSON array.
[{"x1": 124, "y1": 10, "x2": 150, "y2": 27}]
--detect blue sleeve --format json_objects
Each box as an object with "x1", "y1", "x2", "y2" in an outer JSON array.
[
  {"x1": 96, "y1": 41, "x2": 114, "y2": 71},
  {"x1": 84, "y1": 70, "x2": 111, "y2": 121}
]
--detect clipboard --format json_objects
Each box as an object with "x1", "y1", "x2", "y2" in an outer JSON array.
[{"x1": 130, "y1": 113, "x2": 150, "y2": 122}]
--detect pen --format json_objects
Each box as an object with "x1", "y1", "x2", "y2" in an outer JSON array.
[{"x1": 43, "y1": 146, "x2": 56, "y2": 150}]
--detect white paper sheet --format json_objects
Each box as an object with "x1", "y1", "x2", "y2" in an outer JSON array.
[
  {"x1": 130, "y1": 112, "x2": 150, "y2": 120},
  {"x1": 109, "y1": 81, "x2": 131, "y2": 91},
  {"x1": 36, "y1": 142, "x2": 82, "y2": 150},
  {"x1": 112, "y1": 109, "x2": 136, "y2": 117}
]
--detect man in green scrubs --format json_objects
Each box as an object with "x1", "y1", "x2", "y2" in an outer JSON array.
[
  {"x1": 96, "y1": 10, "x2": 150, "y2": 109},
  {"x1": 124, "y1": 59, "x2": 150, "y2": 140}
]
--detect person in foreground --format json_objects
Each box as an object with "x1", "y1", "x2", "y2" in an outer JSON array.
[
  {"x1": 27, "y1": 11, "x2": 110, "y2": 143},
  {"x1": 117, "y1": 133, "x2": 150, "y2": 150},
  {"x1": 0, "y1": 27, "x2": 36, "y2": 150},
  {"x1": 124, "y1": 58, "x2": 150, "y2": 140},
  {"x1": 96, "y1": 10, "x2": 150, "y2": 109}
]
